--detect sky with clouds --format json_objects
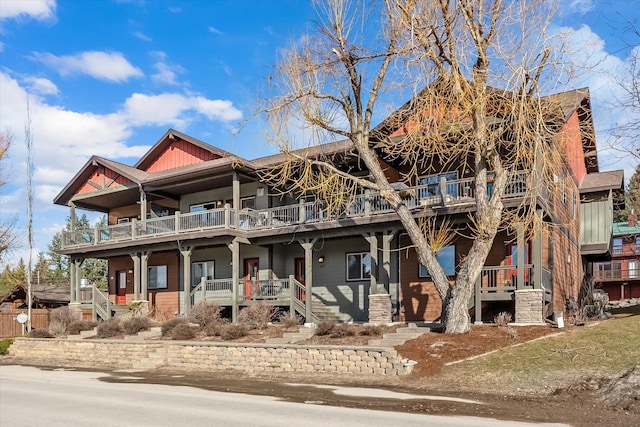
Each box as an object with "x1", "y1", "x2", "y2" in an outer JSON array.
[{"x1": 0, "y1": 0, "x2": 639, "y2": 268}]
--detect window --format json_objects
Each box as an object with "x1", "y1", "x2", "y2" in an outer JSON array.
[
  {"x1": 148, "y1": 265, "x2": 167, "y2": 289},
  {"x1": 613, "y1": 238, "x2": 623, "y2": 255},
  {"x1": 346, "y1": 252, "x2": 371, "y2": 281},
  {"x1": 117, "y1": 217, "x2": 130, "y2": 224},
  {"x1": 418, "y1": 172, "x2": 459, "y2": 199},
  {"x1": 240, "y1": 196, "x2": 256, "y2": 210},
  {"x1": 629, "y1": 260, "x2": 639, "y2": 279},
  {"x1": 190, "y1": 201, "x2": 218, "y2": 212},
  {"x1": 611, "y1": 261, "x2": 622, "y2": 279},
  {"x1": 419, "y1": 245, "x2": 456, "y2": 277},
  {"x1": 192, "y1": 261, "x2": 214, "y2": 288},
  {"x1": 636, "y1": 236, "x2": 640, "y2": 253},
  {"x1": 572, "y1": 192, "x2": 577, "y2": 219}
]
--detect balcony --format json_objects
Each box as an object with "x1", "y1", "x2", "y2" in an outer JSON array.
[
  {"x1": 61, "y1": 171, "x2": 530, "y2": 250},
  {"x1": 593, "y1": 268, "x2": 640, "y2": 282}
]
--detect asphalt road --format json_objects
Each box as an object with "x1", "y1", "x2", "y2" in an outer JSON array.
[{"x1": 0, "y1": 365, "x2": 567, "y2": 427}]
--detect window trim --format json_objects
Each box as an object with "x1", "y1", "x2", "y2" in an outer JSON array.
[
  {"x1": 419, "y1": 245, "x2": 456, "y2": 278},
  {"x1": 346, "y1": 252, "x2": 371, "y2": 281},
  {"x1": 148, "y1": 265, "x2": 168, "y2": 290},
  {"x1": 240, "y1": 196, "x2": 256, "y2": 210}
]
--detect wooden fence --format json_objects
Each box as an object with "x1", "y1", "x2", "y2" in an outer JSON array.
[{"x1": 0, "y1": 309, "x2": 49, "y2": 338}]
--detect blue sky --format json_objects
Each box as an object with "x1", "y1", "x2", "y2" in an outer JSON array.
[{"x1": 0, "y1": 0, "x2": 639, "y2": 268}]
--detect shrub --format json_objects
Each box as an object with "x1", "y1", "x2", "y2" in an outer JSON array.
[
  {"x1": 330, "y1": 323, "x2": 356, "y2": 338},
  {"x1": 0, "y1": 338, "x2": 14, "y2": 355},
  {"x1": 96, "y1": 318, "x2": 123, "y2": 338},
  {"x1": 161, "y1": 317, "x2": 188, "y2": 336},
  {"x1": 48, "y1": 320, "x2": 68, "y2": 337},
  {"x1": 219, "y1": 324, "x2": 247, "y2": 340},
  {"x1": 170, "y1": 323, "x2": 198, "y2": 340},
  {"x1": 494, "y1": 311, "x2": 513, "y2": 327},
  {"x1": 50, "y1": 306, "x2": 76, "y2": 331},
  {"x1": 202, "y1": 319, "x2": 229, "y2": 337},
  {"x1": 359, "y1": 325, "x2": 382, "y2": 336},
  {"x1": 122, "y1": 316, "x2": 152, "y2": 335},
  {"x1": 237, "y1": 303, "x2": 278, "y2": 330},
  {"x1": 314, "y1": 320, "x2": 337, "y2": 336},
  {"x1": 190, "y1": 302, "x2": 222, "y2": 328},
  {"x1": 28, "y1": 329, "x2": 53, "y2": 338},
  {"x1": 278, "y1": 313, "x2": 303, "y2": 330},
  {"x1": 66, "y1": 320, "x2": 97, "y2": 335}
]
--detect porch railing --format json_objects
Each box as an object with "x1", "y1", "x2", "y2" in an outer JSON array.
[
  {"x1": 61, "y1": 170, "x2": 533, "y2": 249},
  {"x1": 593, "y1": 268, "x2": 640, "y2": 282},
  {"x1": 477, "y1": 264, "x2": 534, "y2": 294},
  {"x1": 190, "y1": 278, "x2": 234, "y2": 306}
]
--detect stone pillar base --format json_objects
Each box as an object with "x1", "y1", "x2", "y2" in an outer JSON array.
[
  {"x1": 514, "y1": 289, "x2": 545, "y2": 324},
  {"x1": 368, "y1": 294, "x2": 392, "y2": 324},
  {"x1": 131, "y1": 300, "x2": 150, "y2": 316},
  {"x1": 68, "y1": 303, "x2": 83, "y2": 321}
]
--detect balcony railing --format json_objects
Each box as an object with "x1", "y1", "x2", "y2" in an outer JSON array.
[
  {"x1": 61, "y1": 170, "x2": 531, "y2": 249},
  {"x1": 593, "y1": 268, "x2": 640, "y2": 282}
]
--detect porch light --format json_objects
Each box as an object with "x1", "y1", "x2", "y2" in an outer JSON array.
[
  {"x1": 257, "y1": 187, "x2": 265, "y2": 196},
  {"x1": 318, "y1": 256, "x2": 324, "y2": 263}
]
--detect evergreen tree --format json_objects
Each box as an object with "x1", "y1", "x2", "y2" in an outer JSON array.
[
  {"x1": 47, "y1": 214, "x2": 108, "y2": 288},
  {"x1": 615, "y1": 165, "x2": 640, "y2": 222}
]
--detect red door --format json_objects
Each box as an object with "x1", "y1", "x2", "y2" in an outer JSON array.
[
  {"x1": 294, "y1": 257, "x2": 306, "y2": 301},
  {"x1": 116, "y1": 271, "x2": 127, "y2": 305},
  {"x1": 244, "y1": 258, "x2": 259, "y2": 299}
]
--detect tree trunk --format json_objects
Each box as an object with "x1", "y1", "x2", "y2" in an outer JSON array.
[{"x1": 441, "y1": 281, "x2": 474, "y2": 334}]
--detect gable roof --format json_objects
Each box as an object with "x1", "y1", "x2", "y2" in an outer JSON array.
[
  {"x1": 53, "y1": 155, "x2": 150, "y2": 206},
  {"x1": 135, "y1": 129, "x2": 236, "y2": 171},
  {"x1": 579, "y1": 170, "x2": 624, "y2": 193}
]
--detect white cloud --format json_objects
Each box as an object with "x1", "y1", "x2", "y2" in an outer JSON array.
[
  {"x1": 23, "y1": 76, "x2": 59, "y2": 96},
  {"x1": 208, "y1": 26, "x2": 223, "y2": 35},
  {"x1": 150, "y1": 51, "x2": 185, "y2": 85},
  {"x1": 122, "y1": 92, "x2": 242, "y2": 127},
  {"x1": 564, "y1": 0, "x2": 595, "y2": 14},
  {"x1": 132, "y1": 31, "x2": 152, "y2": 42},
  {"x1": 31, "y1": 51, "x2": 143, "y2": 83},
  {"x1": 555, "y1": 24, "x2": 639, "y2": 182},
  {"x1": 0, "y1": 0, "x2": 56, "y2": 21}
]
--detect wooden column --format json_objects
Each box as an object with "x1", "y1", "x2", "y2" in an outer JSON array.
[
  {"x1": 180, "y1": 247, "x2": 193, "y2": 316},
  {"x1": 299, "y1": 238, "x2": 317, "y2": 322},
  {"x1": 232, "y1": 171, "x2": 240, "y2": 212},
  {"x1": 381, "y1": 231, "x2": 395, "y2": 293},
  {"x1": 362, "y1": 233, "x2": 378, "y2": 294},
  {"x1": 516, "y1": 225, "x2": 525, "y2": 290},
  {"x1": 130, "y1": 253, "x2": 140, "y2": 301},
  {"x1": 75, "y1": 259, "x2": 82, "y2": 303},
  {"x1": 139, "y1": 187, "x2": 147, "y2": 222},
  {"x1": 69, "y1": 259, "x2": 76, "y2": 303},
  {"x1": 227, "y1": 239, "x2": 240, "y2": 322},
  {"x1": 140, "y1": 252, "x2": 151, "y2": 301},
  {"x1": 532, "y1": 210, "x2": 543, "y2": 290}
]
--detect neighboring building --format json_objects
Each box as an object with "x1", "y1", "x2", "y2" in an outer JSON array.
[
  {"x1": 0, "y1": 284, "x2": 70, "y2": 309},
  {"x1": 591, "y1": 212, "x2": 640, "y2": 301},
  {"x1": 53, "y1": 88, "x2": 623, "y2": 324}
]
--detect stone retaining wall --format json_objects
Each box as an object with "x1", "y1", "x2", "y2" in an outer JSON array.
[{"x1": 9, "y1": 339, "x2": 411, "y2": 376}]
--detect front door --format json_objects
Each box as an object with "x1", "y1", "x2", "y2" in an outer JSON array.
[
  {"x1": 244, "y1": 258, "x2": 259, "y2": 298},
  {"x1": 116, "y1": 271, "x2": 127, "y2": 305},
  {"x1": 294, "y1": 257, "x2": 306, "y2": 301}
]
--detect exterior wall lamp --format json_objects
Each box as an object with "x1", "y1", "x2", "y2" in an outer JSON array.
[{"x1": 318, "y1": 256, "x2": 324, "y2": 264}]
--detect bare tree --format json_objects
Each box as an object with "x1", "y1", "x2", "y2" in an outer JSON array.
[
  {"x1": 0, "y1": 131, "x2": 19, "y2": 259},
  {"x1": 25, "y1": 99, "x2": 34, "y2": 332},
  {"x1": 609, "y1": 19, "x2": 640, "y2": 160},
  {"x1": 263, "y1": 0, "x2": 566, "y2": 333}
]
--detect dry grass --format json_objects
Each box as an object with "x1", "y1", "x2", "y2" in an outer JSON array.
[{"x1": 432, "y1": 313, "x2": 640, "y2": 394}]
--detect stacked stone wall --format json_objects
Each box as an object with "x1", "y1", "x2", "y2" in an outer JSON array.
[{"x1": 9, "y1": 339, "x2": 410, "y2": 376}]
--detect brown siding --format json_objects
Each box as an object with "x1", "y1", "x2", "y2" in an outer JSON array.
[
  {"x1": 108, "y1": 252, "x2": 180, "y2": 315},
  {"x1": 109, "y1": 205, "x2": 141, "y2": 224},
  {"x1": 145, "y1": 139, "x2": 219, "y2": 173}
]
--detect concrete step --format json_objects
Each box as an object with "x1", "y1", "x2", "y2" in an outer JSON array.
[
  {"x1": 124, "y1": 326, "x2": 162, "y2": 341},
  {"x1": 368, "y1": 326, "x2": 430, "y2": 347},
  {"x1": 265, "y1": 326, "x2": 315, "y2": 344},
  {"x1": 67, "y1": 327, "x2": 98, "y2": 340}
]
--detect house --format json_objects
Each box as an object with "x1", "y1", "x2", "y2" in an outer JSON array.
[
  {"x1": 0, "y1": 284, "x2": 70, "y2": 309},
  {"x1": 53, "y1": 87, "x2": 623, "y2": 324},
  {"x1": 591, "y1": 212, "x2": 640, "y2": 301}
]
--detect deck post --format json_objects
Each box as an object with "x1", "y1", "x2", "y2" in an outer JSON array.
[
  {"x1": 75, "y1": 258, "x2": 83, "y2": 305},
  {"x1": 532, "y1": 210, "x2": 543, "y2": 290},
  {"x1": 439, "y1": 176, "x2": 447, "y2": 205},
  {"x1": 130, "y1": 253, "x2": 140, "y2": 301},
  {"x1": 362, "y1": 233, "x2": 378, "y2": 294},
  {"x1": 232, "y1": 171, "x2": 240, "y2": 215},
  {"x1": 299, "y1": 238, "x2": 317, "y2": 323},
  {"x1": 140, "y1": 252, "x2": 150, "y2": 302},
  {"x1": 517, "y1": 225, "x2": 525, "y2": 289},
  {"x1": 180, "y1": 247, "x2": 193, "y2": 316},
  {"x1": 229, "y1": 239, "x2": 240, "y2": 322},
  {"x1": 174, "y1": 211, "x2": 180, "y2": 233},
  {"x1": 299, "y1": 199, "x2": 305, "y2": 224},
  {"x1": 69, "y1": 259, "x2": 76, "y2": 303},
  {"x1": 225, "y1": 204, "x2": 231, "y2": 228},
  {"x1": 201, "y1": 277, "x2": 206, "y2": 302},
  {"x1": 364, "y1": 190, "x2": 371, "y2": 216},
  {"x1": 475, "y1": 274, "x2": 482, "y2": 324},
  {"x1": 289, "y1": 275, "x2": 295, "y2": 315}
]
